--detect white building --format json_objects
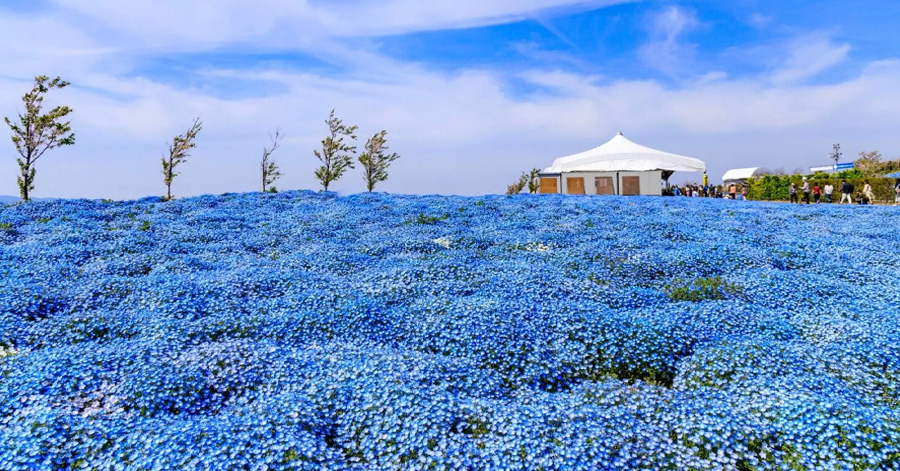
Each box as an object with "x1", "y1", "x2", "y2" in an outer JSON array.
[
  {"x1": 539, "y1": 132, "x2": 706, "y2": 196},
  {"x1": 722, "y1": 167, "x2": 764, "y2": 187}
]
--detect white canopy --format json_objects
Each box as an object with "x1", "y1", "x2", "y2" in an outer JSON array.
[
  {"x1": 722, "y1": 167, "x2": 761, "y2": 182},
  {"x1": 544, "y1": 132, "x2": 706, "y2": 173}
]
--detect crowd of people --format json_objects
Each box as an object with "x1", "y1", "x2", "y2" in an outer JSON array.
[
  {"x1": 664, "y1": 184, "x2": 747, "y2": 199},
  {"x1": 788, "y1": 178, "x2": 896, "y2": 205},
  {"x1": 665, "y1": 179, "x2": 900, "y2": 205}
]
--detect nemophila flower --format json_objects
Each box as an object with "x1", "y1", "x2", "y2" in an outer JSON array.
[{"x1": 1, "y1": 191, "x2": 900, "y2": 470}]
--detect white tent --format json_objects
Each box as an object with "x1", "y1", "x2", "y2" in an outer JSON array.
[
  {"x1": 722, "y1": 167, "x2": 761, "y2": 183},
  {"x1": 543, "y1": 132, "x2": 706, "y2": 173}
]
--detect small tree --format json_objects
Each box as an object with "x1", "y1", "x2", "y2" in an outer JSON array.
[
  {"x1": 527, "y1": 168, "x2": 541, "y2": 194},
  {"x1": 314, "y1": 109, "x2": 357, "y2": 191},
  {"x1": 359, "y1": 130, "x2": 400, "y2": 192},
  {"x1": 261, "y1": 128, "x2": 283, "y2": 192},
  {"x1": 855, "y1": 150, "x2": 882, "y2": 176},
  {"x1": 4, "y1": 76, "x2": 75, "y2": 201},
  {"x1": 161, "y1": 118, "x2": 202, "y2": 200},
  {"x1": 506, "y1": 173, "x2": 529, "y2": 195}
]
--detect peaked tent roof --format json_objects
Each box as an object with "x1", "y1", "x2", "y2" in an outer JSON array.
[
  {"x1": 544, "y1": 132, "x2": 706, "y2": 173},
  {"x1": 722, "y1": 167, "x2": 761, "y2": 182}
]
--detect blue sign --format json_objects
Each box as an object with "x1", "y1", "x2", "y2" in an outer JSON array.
[{"x1": 834, "y1": 163, "x2": 855, "y2": 170}]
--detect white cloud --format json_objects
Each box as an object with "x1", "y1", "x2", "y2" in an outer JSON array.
[
  {"x1": 772, "y1": 34, "x2": 851, "y2": 85},
  {"x1": 1, "y1": 2, "x2": 899, "y2": 199},
  {"x1": 638, "y1": 6, "x2": 700, "y2": 76},
  {"x1": 749, "y1": 13, "x2": 771, "y2": 28}
]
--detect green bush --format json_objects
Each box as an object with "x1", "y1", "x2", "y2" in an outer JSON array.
[{"x1": 747, "y1": 175, "x2": 898, "y2": 203}]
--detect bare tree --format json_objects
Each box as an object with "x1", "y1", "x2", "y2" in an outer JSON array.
[
  {"x1": 314, "y1": 109, "x2": 357, "y2": 191},
  {"x1": 4, "y1": 76, "x2": 75, "y2": 201},
  {"x1": 161, "y1": 118, "x2": 202, "y2": 200},
  {"x1": 261, "y1": 128, "x2": 283, "y2": 192},
  {"x1": 506, "y1": 173, "x2": 529, "y2": 195},
  {"x1": 855, "y1": 150, "x2": 882, "y2": 176},
  {"x1": 359, "y1": 130, "x2": 400, "y2": 192}
]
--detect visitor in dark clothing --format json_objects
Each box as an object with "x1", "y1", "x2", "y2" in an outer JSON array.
[{"x1": 841, "y1": 180, "x2": 853, "y2": 204}]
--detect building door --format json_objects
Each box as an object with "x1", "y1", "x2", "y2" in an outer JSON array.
[
  {"x1": 594, "y1": 177, "x2": 614, "y2": 195},
  {"x1": 539, "y1": 178, "x2": 558, "y2": 194},
  {"x1": 621, "y1": 176, "x2": 641, "y2": 196},
  {"x1": 566, "y1": 177, "x2": 585, "y2": 195}
]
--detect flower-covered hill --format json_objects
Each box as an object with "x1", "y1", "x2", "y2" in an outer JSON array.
[{"x1": 1, "y1": 191, "x2": 900, "y2": 470}]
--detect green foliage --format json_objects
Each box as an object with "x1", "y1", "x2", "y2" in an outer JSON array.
[
  {"x1": 161, "y1": 118, "x2": 202, "y2": 200},
  {"x1": 359, "y1": 130, "x2": 400, "y2": 192},
  {"x1": 408, "y1": 213, "x2": 450, "y2": 225},
  {"x1": 746, "y1": 174, "x2": 896, "y2": 202},
  {"x1": 0, "y1": 222, "x2": 13, "y2": 232},
  {"x1": 314, "y1": 109, "x2": 357, "y2": 191},
  {"x1": 835, "y1": 168, "x2": 864, "y2": 179},
  {"x1": 260, "y1": 128, "x2": 282, "y2": 192},
  {"x1": 527, "y1": 168, "x2": 541, "y2": 194},
  {"x1": 4, "y1": 75, "x2": 76, "y2": 201},
  {"x1": 139, "y1": 220, "x2": 151, "y2": 231},
  {"x1": 666, "y1": 276, "x2": 742, "y2": 302}
]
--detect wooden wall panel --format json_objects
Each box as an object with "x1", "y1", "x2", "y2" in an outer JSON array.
[
  {"x1": 621, "y1": 176, "x2": 640, "y2": 196},
  {"x1": 566, "y1": 177, "x2": 585, "y2": 195},
  {"x1": 594, "y1": 177, "x2": 614, "y2": 195},
  {"x1": 540, "y1": 178, "x2": 558, "y2": 194}
]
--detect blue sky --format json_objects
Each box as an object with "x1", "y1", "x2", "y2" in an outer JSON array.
[{"x1": 2, "y1": 0, "x2": 900, "y2": 198}]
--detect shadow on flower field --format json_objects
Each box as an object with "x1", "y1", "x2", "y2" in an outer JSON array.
[{"x1": 1, "y1": 191, "x2": 900, "y2": 470}]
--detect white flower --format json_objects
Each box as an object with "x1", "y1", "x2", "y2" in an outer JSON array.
[{"x1": 432, "y1": 237, "x2": 451, "y2": 249}]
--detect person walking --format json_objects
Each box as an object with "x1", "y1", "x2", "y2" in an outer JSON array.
[
  {"x1": 789, "y1": 184, "x2": 798, "y2": 203},
  {"x1": 840, "y1": 179, "x2": 854, "y2": 204},
  {"x1": 801, "y1": 178, "x2": 811, "y2": 204},
  {"x1": 824, "y1": 183, "x2": 834, "y2": 203},
  {"x1": 813, "y1": 183, "x2": 821, "y2": 203},
  {"x1": 863, "y1": 180, "x2": 876, "y2": 205}
]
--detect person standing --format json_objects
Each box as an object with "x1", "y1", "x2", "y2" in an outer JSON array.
[
  {"x1": 789, "y1": 183, "x2": 798, "y2": 203},
  {"x1": 840, "y1": 179, "x2": 853, "y2": 204},
  {"x1": 863, "y1": 180, "x2": 876, "y2": 204},
  {"x1": 729, "y1": 184, "x2": 737, "y2": 199},
  {"x1": 801, "y1": 177, "x2": 810, "y2": 204},
  {"x1": 824, "y1": 182, "x2": 834, "y2": 203},
  {"x1": 813, "y1": 182, "x2": 821, "y2": 203},
  {"x1": 895, "y1": 179, "x2": 900, "y2": 206}
]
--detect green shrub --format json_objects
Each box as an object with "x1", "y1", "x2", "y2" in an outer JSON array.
[
  {"x1": 666, "y1": 276, "x2": 742, "y2": 302},
  {"x1": 747, "y1": 175, "x2": 897, "y2": 202},
  {"x1": 408, "y1": 214, "x2": 450, "y2": 225}
]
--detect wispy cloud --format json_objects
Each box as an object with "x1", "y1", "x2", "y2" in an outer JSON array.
[
  {"x1": 1, "y1": 1, "x2": 898, "y2": 198},
  {"x1": 638, "y1": 6, "x2": 700, "y2": 77},
  {"x1": 771, "y1": 33, "x2": 851, "y2": 85}
]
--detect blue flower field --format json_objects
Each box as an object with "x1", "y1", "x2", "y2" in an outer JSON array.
[{"x1": 1, "y1": 191, "x2": 899, "y2": 470}]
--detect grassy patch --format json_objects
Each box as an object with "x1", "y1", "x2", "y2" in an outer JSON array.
[{"x1": 666, "y1": 276, "x2": 742, "y2": 302}]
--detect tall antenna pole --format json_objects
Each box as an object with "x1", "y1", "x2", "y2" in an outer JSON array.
[{"x1": 831, "y1": 143, "x2": 842, "y2": 165}]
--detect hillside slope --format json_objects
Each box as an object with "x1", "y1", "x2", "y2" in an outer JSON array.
[{"x1": 1, "y1": 191, "x2": 899, "y2": 470}]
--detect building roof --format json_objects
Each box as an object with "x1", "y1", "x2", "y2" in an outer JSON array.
[
  {"x1": 543, "y1": 132, "x2": 706, "y2": 173},
  {"x1": 722, "y1": 167, "x2": 761, "y2": 182}
]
